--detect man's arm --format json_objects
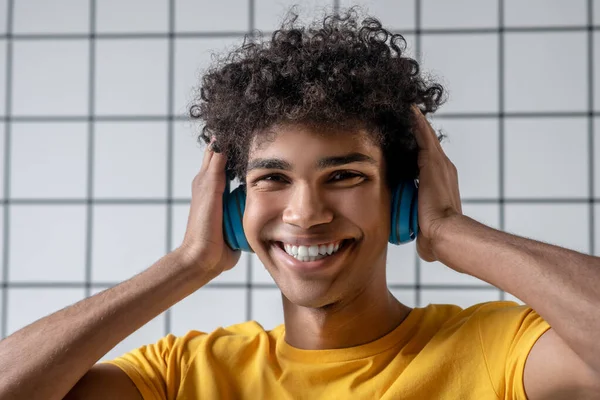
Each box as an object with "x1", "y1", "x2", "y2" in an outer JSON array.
[
  {"x1": 409, "y1": 106, "x2": 600, "y2": 397},
  {"x1": 0, "y1": 249, "x2": 216, "y2": 400},
  {"x1": 432, "y1": 214, "x2": 600, "y2": 398},
  {"x1": 64, "y1": 364, "x2": 143, "y2": 400}
]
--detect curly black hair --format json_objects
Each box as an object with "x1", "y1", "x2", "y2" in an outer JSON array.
[{"x1": 190, "y1": 6, "x2": 445, "y2": 187}]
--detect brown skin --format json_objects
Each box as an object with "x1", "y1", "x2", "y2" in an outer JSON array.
[{"x1": 243, "y1": 124, "x2": 411, "y2": 350}]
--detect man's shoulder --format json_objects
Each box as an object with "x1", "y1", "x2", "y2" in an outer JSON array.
[
  {"x1": 219, "y1": 320, "x2": 285, "y2": 338},
  {"x1": 459, "y1": 300, "x2": 537, "y2": 326},
  {"x1": 129, "y1": 321, "x2": 284, "y2": 365},
  {"x1": 181, "y1": 320, "x2": 284, "y2": 349},
  {"x1": 435, "y1": 300, "x2": 525, "y2": 320},
  {"x1": 422, "y1": 300, "x2": 527, "y2": 333},
  {"x1": 427, "y1": 300, "x2": 549, "y2": 351}
]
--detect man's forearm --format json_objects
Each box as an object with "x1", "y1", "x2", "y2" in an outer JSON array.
[
  {"x1": 0, "y1": 249, "x2": 214, "y2": 400},
  {"x1": 432, "y1": 214, "x2": 600, "y2": 373}
]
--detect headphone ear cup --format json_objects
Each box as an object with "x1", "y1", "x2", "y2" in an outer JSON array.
[
  {"x1": 223, "y1": 184, "x2": 253, "y2": 252},
  {"x1": 389, "y1": 180, "x2": 419, "y2": 245}
]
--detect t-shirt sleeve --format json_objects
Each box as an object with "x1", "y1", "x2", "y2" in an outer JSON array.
[
  {"x1": 101, "y1": 330, "x2": 205, "y2": 400},
  {"x1": 476, "y1": 301, "x2": 551, "y2": 400}
]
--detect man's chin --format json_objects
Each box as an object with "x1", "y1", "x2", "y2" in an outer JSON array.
[
  {"x1": 280, "y1": 288, "x2": 340, "y2": 310},
  {"x1": 271, "y1": 275, "x2": 343, "y2": 308}
]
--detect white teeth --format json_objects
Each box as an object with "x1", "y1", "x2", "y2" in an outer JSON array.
[
  {"x1": 280, "y1": 240, "x2": 346, "y2": 262},
  {"x1": 327, "y1": 243, "x2": 334, "y2": 255}
]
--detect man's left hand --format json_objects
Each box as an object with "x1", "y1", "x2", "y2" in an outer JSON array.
[{"x1": 411, "y1": 105, "x2": 463, "y2": 263}]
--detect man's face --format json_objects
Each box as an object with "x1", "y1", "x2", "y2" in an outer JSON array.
[{"x1": 243, "y1": 123, "x2": 392, "y2": 309}]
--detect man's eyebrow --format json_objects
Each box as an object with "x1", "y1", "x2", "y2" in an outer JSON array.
[
  {"x1": 246, "y1": 158, "x2": 292, "y2": 172},
  {"x1": 246, "y1": 152, "x2": 377, "y2": 173},
  {"x1": 316, "y1": 152, "x2": 377, "y2": 169}
]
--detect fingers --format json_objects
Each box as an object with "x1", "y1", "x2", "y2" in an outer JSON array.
[
  {"x1": 200, "y1": 137, "x2": 226, "y2": 174},
  {"x1": 199, "y1": 136, "x2": 228, "y2": 184},
  {"x1": 200, "y1": 138, "x2": 216, "y2": 172},
  {"x1": 208, "y1": 147, "x2": 227, "y2": 178},
  {"x1": 411, "y1": 105, "x2": 443, "y2": 154}
]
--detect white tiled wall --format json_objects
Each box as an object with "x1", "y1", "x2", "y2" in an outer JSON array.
[
  {"x1": 96, "y1": 0, "x2": 169, "y2": 33},
  {"x1": 421, "y1": 0, "x2": 498, "y2": 29},
  {"x1": 12, "y1": 40, "x2": 90, "y2": 116},
  {"x1": 421, "y1": 34, "x2": 499, "y2": 113},
  {"x1": 505, "y1": 32, "x2": 587, "y2": 112},
  {"x1": 13, "y1": 0, "x2": 90, "y2": 33},
  {"x1": 96, "y1": 39, "x2": 169, "y2": 116},
  {"x1": 1, "y1": 1, "x2": 598, "y2": 363},
  {"x1": 176, "y1": 0, "x2": 250, "y2": 32},
  {"x1": 504, "y1": 0, "x2": 587, "y2": 27}
]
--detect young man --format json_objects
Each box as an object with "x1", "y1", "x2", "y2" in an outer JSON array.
[{"x1": 1, "y1": 8, "x2": 599, "y2": 400}]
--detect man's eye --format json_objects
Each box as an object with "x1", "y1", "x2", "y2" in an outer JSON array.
[
  {"x1": 330, "y1": 171, "x2": 364, "y2": 181},
  {"x1": 257, "y1": 174, "x2": 287, "y2": 183},
  {"x1": 252, "y1": 172, "x2": 364, "y2": 185}
]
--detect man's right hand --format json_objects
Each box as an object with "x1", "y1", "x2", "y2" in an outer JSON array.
[{"x1": 177, "y1": 138, "x2": 242, "y2": 278}]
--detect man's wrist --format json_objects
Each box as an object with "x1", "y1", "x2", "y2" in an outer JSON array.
[
  {"x1": 430, "y1": 213, "x2": 468, "y2": 262},
  {"x1": 172, "y1": 246, "x2": 221, "y2": 283}
]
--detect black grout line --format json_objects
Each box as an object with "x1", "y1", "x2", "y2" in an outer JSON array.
[
  {"x1": 1, "y1": 0, "x2": 13, "y2": 340},
  {"x1": 2, "y1": 111, "x2": 599, "y2": 122},
  {"x1": 0, "y1": 32, "x2": 250, "y2": 40},
  {"x1": 84, "y1": 0, "x2": 96, "y2": 300},
  {"x1": 415, "y1": 0, "x2": 422, "y2": 308},
  {"x1": 3, "y1": 25, "x2": 600, "y2": 41},
  {"x1": 248, "y1": 0, "x2": 254, "y2": 35},
  {"x1": 164, "y1": 0, "x2": 175, "y2": 336},
  {"x1": 0, "y1": 115, "x2": 184, "y2": 122},
  {"x1": 588, "y1": 0, "x2": 596, "y2": 256},
  {"x1": 498, "y1": 0, "x2": 506, "y2": 301},
  {"x1": 433, "y1": 111, "x2": 599, "y2": 118},
  {"x1": 413, "y1": 26, "x2": 600, "y2": 34}
]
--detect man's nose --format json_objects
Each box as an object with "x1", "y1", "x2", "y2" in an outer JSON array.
[{"x1": 281, "y1": 184, "x2": 334, "y2": 229}]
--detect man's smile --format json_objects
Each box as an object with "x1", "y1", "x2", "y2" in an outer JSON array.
[{"x1": 270, "y1": 239, "x2": 356, "y2": 272}]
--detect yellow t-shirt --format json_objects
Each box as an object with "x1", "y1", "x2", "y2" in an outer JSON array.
[{"x1": 103, "y1": 300, "x2": 550, "y2": 399}]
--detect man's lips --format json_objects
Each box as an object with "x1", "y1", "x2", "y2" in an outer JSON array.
[
  {"x1": 273, "y1": 239, "x2": 351, "y2": 252},
  {"x1": 270, "y1": 238, "x2": 352, "y2": 247}
]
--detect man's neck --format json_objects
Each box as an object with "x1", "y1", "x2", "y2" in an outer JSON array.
[{"x1": 281, "y1": 285, "x2": 412, "y2": 350}]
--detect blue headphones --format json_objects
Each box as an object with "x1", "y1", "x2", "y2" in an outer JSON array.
[{"x1": 222, "y1": 179, "x2": 419, "y2": 252}]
